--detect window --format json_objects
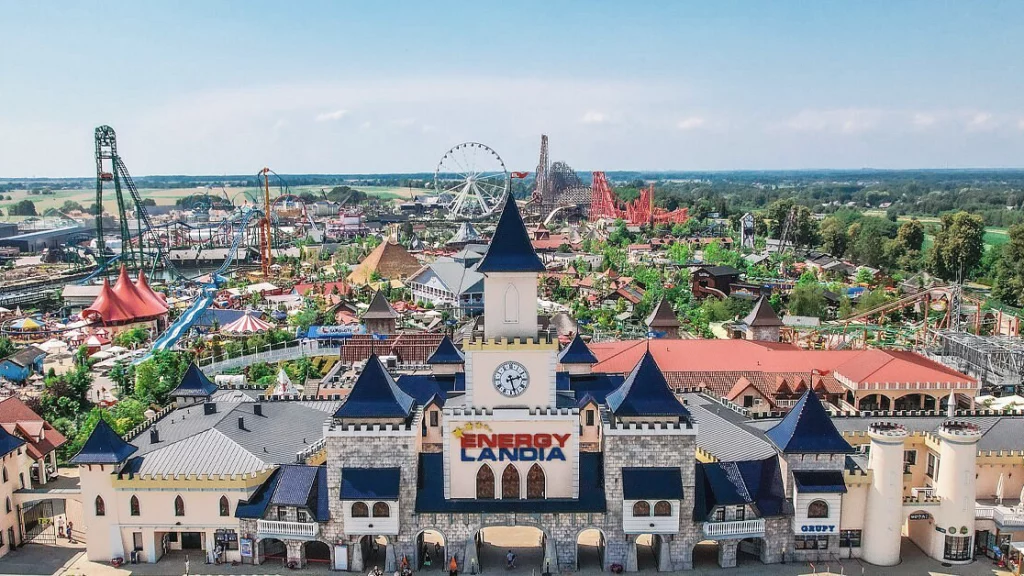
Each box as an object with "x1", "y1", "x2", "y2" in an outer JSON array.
[
  {"x1": 95, "y1": 495, "x2": 106, "y2": 516},
  {"x1": 130, "y1": 495, "x2": 140, "y2": 516},
  {"x1": 298, "y1": 509, "x2": 310, "y2": 523},
  {"x1": 4, "y1": 497, "x2": 10, "y2": 513},
  {"x1": 526, "y1": 464, "x2": 545, "y2": 499},
  {"x1": 903, "y1": 450, "x2": 917, "y2": 466},
  {"x1": 632, "y1": 501, "x2": 651, "y2": 516},
  {"x1": 840, "y1": 530, "x2": 862, "y2": 548},
  {"x1": 0, "y1": 530, "x2": 3, "y2": 546},
  {"x1": 476, "y1": 465, "x2": 495, "y2": 499},
  {"x1": 943, "y1": 535, "x2": 971, "y2": 561},
  {"x1": 794, "y1": 535, "x2": 829, "y2": 550},
  {"x1": 501, "y1": 464, "x2": 521, "y2": 499},
  {"x1": 219, "y1": 496, "x2": 230, "y2": 517},
  {"x1": 743, "y1": 395, "x2": 754, "y2": 408},
  {"x1": 372, "y1": 502, "x2": 390, "y2": 517},
  {"x1": 429, "y1": 411, "x2": 439, "y2": 427},
  {"x1": 585, "y1": 410, "x2": 595, "y2": 426},
  {"x1": 18, "y1": 473, "x2": 23, "y2": 489},
  {"x1": 1, "y1": 467, "x2": 6, "y2": 482},
  {"x1": 174, "y1": 495, "x2": 185, "y2": 517},
  {"x1": 807, "y1": 500, "x2": 829, "y2": 519},
  {"x1": 733, "y1": 505, "x2": 745, "y2": 521},
  {"x1": 926, "y1": 453, "x2": 938, "y2": 478},
  {"x1": 654, "y1": 501, "x2": 672, "y2": 517},
  {"x1": 503, "y1": 284, "x2": 519, "y2": 324},
  {"x1": 277, "y1": 507, "x2": 287, "y2": 521},
  {"x1": 351, "y1": 502, "x2": 369, "y2": 517},
  {"x1": 714, "y1": 507, "x2": 726, "y2": 522}
]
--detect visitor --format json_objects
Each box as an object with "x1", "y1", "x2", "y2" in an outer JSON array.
[
  {"x1": 424, "y1": 550, "x2": 432, "y2": 567},
  {"x1": 434, "y1": 542, "x2": 442, "y2": 558},
  {"x1": 506, "y1": 550, "x2": 516, "y2": 569},
  {"x1": 66, "y1": 520, "x2": 74, "y2": 543},
  {"x1": 56, "y1": 518, "x2": 64, "y2": 539},
  {"x1": 449, "y1": 555, "x2": 458, "y2": 576}
]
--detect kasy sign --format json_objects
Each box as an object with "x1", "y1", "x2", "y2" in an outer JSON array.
[{"x1": 457, "y1": 429, "x2": 570, "y2": 462}]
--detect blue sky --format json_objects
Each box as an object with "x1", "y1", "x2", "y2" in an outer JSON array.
[{"x1": 1, "y1": 1, "x2": 1023, "y2": 176}]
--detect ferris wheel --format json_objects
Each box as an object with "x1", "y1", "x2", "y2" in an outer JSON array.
[{"x1": 434, "y1": 142, "x2": 508, "y2": 218}]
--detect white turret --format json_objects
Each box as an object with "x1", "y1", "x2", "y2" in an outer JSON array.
[
  {"x1": 930, "y1": 420, "x2": 982, "y2": 564},
  {"x1": 862, "y1": 422, "x2": 908, "y2": 566}
]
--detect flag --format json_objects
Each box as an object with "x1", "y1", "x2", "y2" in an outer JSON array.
[{"x1": 510, "y1": 171, "x2": 529, "y2": 179}]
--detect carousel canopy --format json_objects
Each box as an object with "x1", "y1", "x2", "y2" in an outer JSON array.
[{"x1": 220, "y1": 311, "x2": 275, "y2": 335}]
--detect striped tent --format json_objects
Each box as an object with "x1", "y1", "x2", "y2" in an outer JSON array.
[{"x1": 220, "y1": 311, "x2": 274, "y2": 336}]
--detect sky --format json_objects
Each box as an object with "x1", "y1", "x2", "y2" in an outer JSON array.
[{"x1": 1, "y1": 1, "x2": 1023, "y2": 177}]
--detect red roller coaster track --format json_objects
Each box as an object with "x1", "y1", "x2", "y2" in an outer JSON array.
[{"x1": 589, "y1": 172, "x2": 688, "y2": 226}]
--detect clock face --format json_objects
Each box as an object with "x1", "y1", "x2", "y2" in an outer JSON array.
[{"x1": 493, "y1": 361, "x2": 530, "y2": 397}]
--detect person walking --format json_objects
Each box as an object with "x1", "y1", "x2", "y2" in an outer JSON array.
[
  {"x1": 449, "y1": 555, "x2": 458, "y2": 576},
  {"x1": 66, "y1": 520, "x2": 74, "y2": 543}
]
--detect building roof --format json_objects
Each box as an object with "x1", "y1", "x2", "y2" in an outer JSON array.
[
  {"x1": 792, "y1": 470, "x2": 847, "y2": 493},
  {"x1": 447, "y1": 221, "x2": 482, "y2": 245},
  {"x1": 170, "y1": 363, "x2": 218, "y2": 398},
  {"x1": 621, "y1": 467, "x2": 685, "y2": 500},
  {"x1": 70, "y1": 419, "x2": 138, "y2": 464},
  {"x1": 83, "y1": 266, "x2": 168, "y2": 324},
  {"x1": 764, "y1": 390, "x2": 853, "y2": 454},
  {"x1": 427, "y1": 336, "x2": 465, "y2": 364},
  {"x1": 476, "y1": 194, "x2": 545, "y2": 273},
  {"x1": 0, "y1": 396, "x2": 66, "y2": 460},
  {"x1": 646, "y1": 298, "x2": 681, "y2": 329},
  {"x1": 742, "y1": 296, "x2": 783, "y2": 328},
  {"x1": 698, "y1": 265, "x2": 742, "y2": 277},
  {"x1": 272, "y1": 464, "x2": 330, "y2": 521},
  {"x1": 694, "y1": 458, "x2": 787, "y2": 520},
  {"x1": 558, "y1": 334, "x2": 598, "y2": 365},
  {"x1": 340, "y1": 467, "x2": 401, "y2": 499},
  {"x1": 1, "y1": 345, "x2": 45, "y2": 368},
  {"x1": 363, "y1": 291, "x2": 399, "y2": 320},
  {"x1": 411, "y1": 258, "x2": 485, "y2": 297},
  {"x1": 220, "y1": 311, "x2": 275, "y2": 335},
  {"x1": 347, "y1": 240, "x2": 421, "y2": 285},
  {"x1": 605, "y1": 350, "x2": 692, "y2": 420},
  {"x1": 333, "y1": 354, "x2": 415, "y2": 419},
  {"x1": 681, "y1": 393, "x2": 777, "y2": 461},
  {"x1": 0, "y1": 424, "x2": 25, "y2": 458}
]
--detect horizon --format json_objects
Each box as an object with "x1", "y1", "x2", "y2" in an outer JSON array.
[{"x1": 2, "y1": 1, "x2": 1024, "y2": 177}]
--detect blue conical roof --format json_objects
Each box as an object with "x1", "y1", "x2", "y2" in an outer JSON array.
[
  {"x1": 476, "y1": 193, "x2": 545, "y2": 273},
  {"x1": 70, "y1": 419, "x2": 138, "y2": 465},
  {"x1": 0, "y1": 425, "x2": 25, "y2": 458},
  {"x1": 334, "y1": 354, "x2": 415, "y2": 419},
  {"x1": 765, "y1": 389, "x2": 853, "y2": 454},
  {"x1": 606, "y1": 350, "x2": 691, "y2": 419},
  {"x1": 170, "y1": 363, "x2": 218, "y2": 398},
  {"x1": 558, "y1": 334, "x2": 598, "y2": 364},
  {"x1": 427, "y1": 336, "x2": 465, "y2": 364}
]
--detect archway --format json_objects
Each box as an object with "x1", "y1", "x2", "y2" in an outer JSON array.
[
  {"x1": 634, "y1": 534, "x2": 666, "y2": 571},
  {"x1": 737, "y1": 537, "x2": 764, "y2": 565},
  {"x1": 260, "y1": 538, "x2": 287, "y2": 563},
  {"x1": 304, "y1": 540, "x2": 332, "y2": 566},
  {"x1": 416, "y1": 529, "x2": 446, "y2": 570},
  {"x1": 361, "y1": 535, "x2": 391, "y2": 572},
  {"x1": 858, "y1": 394, "x2": 891, "y2": 411},
  {"x1": 895, "y1": 393, "x2": 926, "y2": 411},
  {"x1": 691, "y1": 540, "x2": 719, "y2": 569},
  {"x1": 477, "y1": 526, "x2": 548, "y2": 572},
  {"x1": 576, "y1": 529, "x2": 605, "y2": 571},
  {"x1": 904, "y1": 510, "x2": 935, "y2": 554}
]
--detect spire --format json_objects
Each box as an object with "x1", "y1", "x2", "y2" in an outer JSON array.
[
  {"x1": 764, "y1": 389, "x2": 853, "y2": 454},
  {"x1": 363, "y1": 291, "x2": 399, "y2": 319},
  {"x1": 427, "y1": 335, "x2": 465, "y2": 364},
  {"x1": 557, "y1": 334, "x2": 598, "y2": 365},
  {"x1": 742, "y1": 295, "x2": 783, "y2": 327},
  {"x1": 646, "y1": 298, "x2": 682, "y2": 329},
  {"x1": 333, "y1": 354, "x2": 415, "y2": 419},
  {"x1": 606, "y1": 350, "x2": 691, "y2": 419},
  {"x1": 476, "y1": 193, "x2": 545, "y2": 273},
  {"x1": 0, "y1": 425, "x2": 25, "y2": 459},
  {"x1": 169, "y1": 363, "x2": 218, "y2": 398},
  {"x1": 70, "y1": 419, "x2": 138, "y2": 465}
]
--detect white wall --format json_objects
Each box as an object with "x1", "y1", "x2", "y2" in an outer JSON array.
[
  {"x1": 341, "y1": 500, "x2": 399, "y2": 535},
  {"x1": 621, "y1": 499, "x2": 680, "y2": 534}
]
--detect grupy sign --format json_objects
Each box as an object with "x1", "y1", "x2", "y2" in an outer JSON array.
[{"x1": 799, "y1": 525, "x2": 837, "y2": 534}]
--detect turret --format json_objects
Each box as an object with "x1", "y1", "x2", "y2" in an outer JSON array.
[
  {"x1": 931, "y1": 420, "x2": 982, "y2": 564},
  {"x1": 862, "y1": 422, "x2": 908, "y2": 566},
  {"x1": 70, "y1": 419, "x2": 138, "y2": 561}
]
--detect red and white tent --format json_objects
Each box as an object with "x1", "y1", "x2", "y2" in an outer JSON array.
[{"x1": 220, "y1": 311, "x2": 274, "y2": 336}]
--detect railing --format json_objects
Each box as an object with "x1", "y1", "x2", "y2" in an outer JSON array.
[
  {"x1": 976, "y1": 505, "x2": 995, "y2": 520},
  {"x1": 702, "y1": 518, "x2": 765, "y2": 538},
  {"x1": 994, "y1": 508, "x2": 1024, "y2": 526},
  {"x1": 257, "y1": 519, "x2": 319, "y2": 539}
]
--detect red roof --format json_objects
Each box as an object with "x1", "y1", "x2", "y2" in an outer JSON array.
[
  {"x1": 592, "y1": 340, "x2": 975, "y2": 388},
  {"x1": 134, "y1": 270, "x2": 169, "y2": 315},
  {"x1": 84, "y1": 266, "x2": 167, "y2": 324},
  {"x1": 0, "y1": 397, "x2": 65, "y2": 460},
  {"x1": 83, "y1": 277, "x2": 133, "y2": 324}
]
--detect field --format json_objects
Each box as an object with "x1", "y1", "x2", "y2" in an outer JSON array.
[
  {"x1": 0, "y1": 183, "x2": 424, "y2": 221},
  {"x1": 863, "y1": 211, "x2": 1009, "y2": 251}
]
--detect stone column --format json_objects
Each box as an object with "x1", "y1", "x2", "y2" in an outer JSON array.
[
  {"x1": 554, "y1": 538, "x2": 575, "y2": 573},
  {"x1": 717, "y1": 539, "x2": 738, "y2": 568},
  {"x1": 667, "y1": 538, "x2": 693, "y2": 571},
  {"x1": 624, "y1": 538, "x2": 638, "y2": 572},
  {"x1": 352, "y1": 539, "x2": 365, "y2": 573},
  {"x1": 605, "y1": 537, "x2": 629, "y2": 571},
  {"x1": 459, "y1": 538, "x2": 477, "y2": 575},
  {"x1": 286, "y1": 540, "x2": 304, "y2": 568}
]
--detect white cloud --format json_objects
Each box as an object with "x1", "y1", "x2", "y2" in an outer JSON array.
[
  {"x1": 677, "y1": 116, "x2": 705, "y2": 130},
  {"x1": 1018, "y1": 119, "x2": 1024, "y2": 131},
  {"x1": 966, "y1": 112, "x2": 995, "y2": 131},
  {"x1": 779, "y1": 108, "x2": 884, "y2": 134},
  {"x1": 912, "y1": 113, "x2": 936, "y2": 127},
  {"x1": 581, "y1": 111, "x2": 608, "y2": 124},
  {"x1": 315, "y1": 109, "x2": 349, "y2": 122}
]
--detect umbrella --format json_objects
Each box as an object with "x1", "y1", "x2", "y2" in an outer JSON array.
[{"x1": 996, "y1": 473, "x2": 1005, "y2": 504}]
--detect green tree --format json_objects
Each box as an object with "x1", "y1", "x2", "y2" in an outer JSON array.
[
  {"x1": 788, "y1": 282, "x2": 827, "y2": 319},
  {"x1": 895, "y1": 219, "x2": 925, "y2": 252},
  {"x1": 928, "y1": 211, "x2": 985, "y2": 281},
  {"x1": 9, "y1": 199, "x2": 37, "y2": 216},
  {"x1": 61, "y1": 200, "x2": 85, "y2": 213},
  {"x1": 819, "y1": 217, "x2": 847, "y2": 257},
  {"x1": 0, "y1": 337, "x2": 14, "y2": 358},
  {"x1": 993, "y1": 223, "x2": 1024, "y2": 307}
]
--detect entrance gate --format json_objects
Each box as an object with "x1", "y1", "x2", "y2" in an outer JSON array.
[{"x1": 23, "y1": 499, "x2": 60, "y2": 545}]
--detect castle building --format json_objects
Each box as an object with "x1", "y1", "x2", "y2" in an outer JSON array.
[{"x1": 72, "y1": 193, "x2": 1022, "y2": 571}]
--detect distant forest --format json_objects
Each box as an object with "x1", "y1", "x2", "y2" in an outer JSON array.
[{"x1": 4, "y1": 169, "x2": 1024, "y2": 226}]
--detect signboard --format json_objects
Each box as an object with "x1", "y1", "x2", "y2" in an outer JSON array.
[
  {"x1": 458, "y1": 430, "x2": 570, "y2": 462},
  {"x1": 306, "y1": 325, "x2": 362, "y2": 339},
  {"x1": 798, "y1": 525, "x2": 836, "y2": 534},
  {"x1": 240, "y1": 538, "x2": 253, "y2": 558},
  {"x1": 935, "y1": 526, "x2": 947, "y2": 534},
  {"x1": 909, "y1": 512, "x2": 932, "y2": 521}
]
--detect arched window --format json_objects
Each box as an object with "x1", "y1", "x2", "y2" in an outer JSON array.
[
  {"x1": 653, "y1": 500, "x2": 672, "y2": 517},
  {"x1": 174, "y1": 495, "x2": 185, "y2": 517},
  {"x1": 1, "y1": 467, "x2": 6, "y2": 482},
  {"x1": 807, "y1": 500, "x2": 829, "y2": 518},
  {"x1": 504, "y1": 284, "x2": 519, "y2": 324},
  {"x1": 351, "y1": 502, "x2": 369, "y2": 517},
  {"x1": 95, "y1": 495, "x2": 105, "y2": 516},
  {"x1": 476, "y1": 464, "x2": 495, "y2": 499},
  {"x1": 219, "y1": 495, "x2": 230, "y2": 517},
  {"x1": 501, "y1": 464, "x2": 521, "y2": 499},
  {"x1": 372, "y1": 502, "x2": 390, "y2": 517},
  {"x1": 526, "y1": 463, "x2": 546, "y2": 499},
  {"x1": 4, "y1": 497, "x2": 10, "y2": 513},
  {"x1": 632, "y1": 500, "x2": 650, "y2": 516},
  {"x1": 130, "y1": 495, "x2": 140, "y2": 516}
]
